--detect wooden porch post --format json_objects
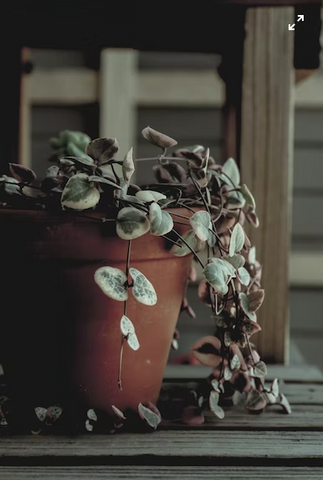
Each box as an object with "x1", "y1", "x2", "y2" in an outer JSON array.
[{"x1": 240, "y1": 7, "x2": 295, "y2": 364}]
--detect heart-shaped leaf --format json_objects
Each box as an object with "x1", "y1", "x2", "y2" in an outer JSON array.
[
  {"x1": 35, "y1": 407, "x2": 47, "y2": 422},
  {"x1": 222, "y1": 157, "x2": 240, "y2": 187},
  {"x1": 170, "y1": 229, "x2": 197, "y2": 257},
  {"x1": 237, "y1": 267, "x2": 251, "y2": 286},
  {"x1": 138, "y1": 403, "x2": 161, "y2": 429},
  {"x1": 230, "y1": 354, "x2": 241, "y2": 370},
  {"x1": 94, "y1": 266, "x2": 128, "y2": 302},
  {"x1": 190, "y1": 211, "x2": 211, "y2": 242},
  {"x1": 61, "y1": 173, "x2": 100, "y2": 210},
  {"x1": 129, "y1": 268, "x2": 157, "y2": 306},
  {"x1": 127, "y1": 332, "x2": 140, "y2": 351},
  {"x1": 203, "y1": 262, "x2": 231, "y2": 296},
  {"x1": 271, "y1": 378, "x2": 280, "y2": 398},
  {"x1": 87, "y1": 409, "x2": 97, "y2": 421},
  {"x1": 142, "y1": 126, "x2": 177, "y2": 149},
  {"x1": 122, "y1": 147, "x2": 135, "y2": 184},
  {"x1": 246, "y1": 390, "x2": 268, "y2": 411},
  {"x1": 0, "y1": 175, "x2": 22, "y2": 195},
  {"x1": 229, "y1": 223, "x2": 245, "y2": 257},
  {"x1": 224, "y1": 254, "x2": 245, "y2": 270},
  {"x1": 211, "y1": 379, "x2": 224, "y2": 394},
  {"x1": 111, "y1": 405, "x2": 126, "y2": 420},
  {"x1": 47, "y1": 406, "x2": 63, "y2": 421},
  {"x1": 248, "y1": 246, "x2": 256, "y2": 265},
  {"x1": 135, "y1": 190, "x2": 166, "y2": 203},
  {"x1": 86, "y1": 137, "x2": 119, "y2": 164},
  {"x1": 85, "y1": 420, "x2": 94, "y2": 431},
  {"x1": 239, "y1": 293, "x2": 257, "y2": 322},
  {"x1": 149, "y1": 203, "x2": 173, "y2": 236},
  {"x1": 116, "y1": 207, "x2": 150, "y2": 240},
  {"x1": 279, "y1": 393, "x2": 292, "y2": 414},
  {"x1": 9, "y1": 163, "x2": 36, "y2": 184},
  {"x1": 224, "y1": 331, "x2": 233, "y2": 347},
  {"x1": 224, "y1": 366, "x2": 233, "y2": 381},
  {"x1": 88, "y1": 175, "x2": 122, "y2": 189},
  {"x1": 191, "y1": 336, "x2": 223, "y2": 368},
  {"x1": 248, "y1": 289, "x2": 265, "y2": 313},
  {"x1": 120, "y1": 315, "x2": 135, "y2": 336},
  {"x1": 241, "y1": 184, "x2": 256, "y2": 209},
  {"x1": 252, "y1": 360, "x2": 267, "y2": 378},
  {"x1": 209, "y1": 391, "x2": 225, "y2": 419}
]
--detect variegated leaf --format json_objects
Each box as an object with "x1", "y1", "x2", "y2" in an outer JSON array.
[
  {"x1": 170, "y1": 229, "x2": 197, "y2": 257},
  {"x1": 190, "y1": 210, "x2": 211, "y2": 242},
  {"x1": 149, "y1": 203, "x2": 173, "y2": 236},
  {"x1": 111, "y1": 405, "x2": 127, "y2": 420},
  {"x1": 229, "y1": 223, "x2": 245, "y2": 257},
  {"x1": 209, "y1": 391, "x2": 225, "y2": 419},
  {"x1": 94, "y1": 267, "x2": 128, "y2": 302},
  {"x1": 87, "y1": 409, "x2": 97, "y2": 422},
  {"x1": 135, "y1": 190, "x2": 166, "y2": 203},
  {"x1": 120, "y1": 315, "x2": 135, "y2": 336},
  {"x1": 129, "y1": 268, "x2": 157, "y2": 306},
  {"x1": 116, "y1": 207, "x2": 150, "y2": 240},
  {"x1": 138, "y1": 403, "x2": 161, "y2": 429},
  {"x1": 35, "y1": 407, "x2": 47, "y2": 422},
  {"x1": 61, "y1": 173, "x2": 100, "y2": 210}
]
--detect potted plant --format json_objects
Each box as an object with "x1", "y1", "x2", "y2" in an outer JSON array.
[{"x1": 0, "y1": 128, "x2": 291, "y2": 434}]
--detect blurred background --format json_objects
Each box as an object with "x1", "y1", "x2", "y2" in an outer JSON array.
[{"x1": 19, "y1": 40, "x2": 323, "y2": 369}]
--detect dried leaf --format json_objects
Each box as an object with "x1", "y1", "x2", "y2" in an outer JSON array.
[
  {"x1": 142, "y1": 126, "x2": 177, "y2": 149},
  {"x1": 9, "y1": 163, "x2": 37, "y2": 184}
]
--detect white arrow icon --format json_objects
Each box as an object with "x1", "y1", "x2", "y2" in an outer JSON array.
[
  {"x1": 288, "y1": 24, "x2": 295, "y2": 30},
  {"x1": 297, "y1": 15, "x2": 304, "y2": 22}
]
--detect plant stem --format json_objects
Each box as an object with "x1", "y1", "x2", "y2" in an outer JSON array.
[
  {"x1": 118, "y1": 240, "x2": 132, "y2": 391},
  {"x1": 171, "y1": 229, "x2": 204, "y2": 269}
]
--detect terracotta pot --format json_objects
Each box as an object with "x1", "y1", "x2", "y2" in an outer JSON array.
[{"x1": 0, "y1": 208, "x2": 193, "y2": 428}]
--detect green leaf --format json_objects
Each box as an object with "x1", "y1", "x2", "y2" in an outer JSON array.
[
  {"x1": 120, "y1": 315, "x2": 135, "y2": 336},
  {"x1": 237, "y1": 267, "x2": 251, "y2": 286},
  {"x1": 122, "y1": 147, "x2": 135, "y2": 184},
  {"x1": 230, "y1": 354, "x2": 241, "y2": 370},
  {"x1": 67, "y1": 142, "x2": 94, "y2": 162},
  {"x1": 203, "y1": 262, "x2": 229, "y2": 296},
  {"x1": 149, "y1": 203, "x2": 173, "y2": 236},
  {"x1": 248, "y1": 246, "x2": 256, "y2": 265},
  {"x1": 135, "y1": 190, "x2": 166, "y2": 203},
  {"x1": 271, "y1": 378, "x2": 279, "y2": 397},
  {"x1": 224, "y1": 254, "x2": 245, "y2": 270},
  {"x1": 142, "y1": 126, "x2": 177, "y2": 149},
  {"x1": 241, "y1": 184, "x2": 256, "y2": 209},
  {"x1": 94, "y1": 266, "x2": 128, "y2": 302},
  {"x1": 61, "y1": 173, "x2": 100, "y2": 210},
  {"x1": 229, "y1": 223, "x2": 245, "y2": 256},
  {"x1": 252, "y1": 360, "x2": 267, "y2": 378},
  {"x1": 190, "y1": 210, "x2": 211, "y2": 242},
  {"x1": 138, "y1": 403, "x2": 161, "y2": 429},
  {"x1": 222, "y1": 157, "x2": 240, "y2": 187},
  {"x1": 111, "y1": 405, "x2": 126, "y2": 420},
  {"x1": 225, "y1": 191, "x2": 246, "y2": 209},
  {"x1": 209, "y1": 391, "x2": 225, "y2": 419},
  {"x1": 170, "y1": 229, "x2": 197, "y2": 257},
  {"x1": 224, "y1": 366, "x2": 233, "y2": 381},
  {"x1": 239, "y1": 293, "x2": 257, "y2": 322},
  {"x1": 279, "y1": 393, "x2": 292, "y2": 414},
  {"x1": 88, "y1": 175, "x2": 122, "y2": 189},
  {"x1": 127, "y1": 332, "x2": 140, "y2": 351},
  {"x1": 129, "y1": 268, "x2": 157, "y2": 306},
  {"x1": 116, "y1": 207, "x2": 150, "y2": 240}
]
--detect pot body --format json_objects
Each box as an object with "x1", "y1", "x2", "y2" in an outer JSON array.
[{"x1": 0, "y1": 209, "x2": 192, "y2": 424}]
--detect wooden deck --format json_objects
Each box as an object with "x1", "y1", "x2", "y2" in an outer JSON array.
[{"x1": 0, "y1": 364, "x2": 322, "y2": 479}]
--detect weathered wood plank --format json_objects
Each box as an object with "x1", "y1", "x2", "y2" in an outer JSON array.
[
  {"x1": 1, "y1": 465, "x2": 323, "y2": 480},
  {"x1": 0, "y1": 432, "x2": 322, "y2": 465},
  {"x1": 164, "y1": 364, "x2": 323, "y2": 382},
  {"x1": 239, "y1": 7, "x2": 295, "y2": 363}
]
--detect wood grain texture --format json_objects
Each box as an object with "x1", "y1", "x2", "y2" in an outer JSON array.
[
  {"x1": 1, "y1": 466, "x2": 323, "y2": 480},
  {"x1": 240, "y1": 7, "x2": 295, "y2": 363},
  {"x1": 0, "y1": 431, "x2": 322, "y2": 465}
]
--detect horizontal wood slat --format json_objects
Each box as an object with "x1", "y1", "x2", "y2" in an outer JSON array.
[
  {"x1": 1, "y1": 465, "x2": 323, "y2": 480},
  {"x1": 1, "y1": 431, "x2": 322, "y2": 465},
  {"x1": 26, "y1": 69, "x2": 323, "y2": 107}
]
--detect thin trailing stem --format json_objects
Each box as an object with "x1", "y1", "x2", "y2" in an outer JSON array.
[
  {"x1": 118, "y1": 240, "x2": 132, "y2": 391},
  {"x1": 171, "y1": 229, "x2": 204, "y2": 269}
]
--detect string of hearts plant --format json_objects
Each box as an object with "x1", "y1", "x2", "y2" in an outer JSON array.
[{"x1": 0, "y1": 128, "x2": 291, "y2": 432}]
